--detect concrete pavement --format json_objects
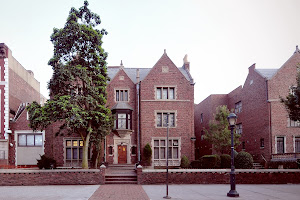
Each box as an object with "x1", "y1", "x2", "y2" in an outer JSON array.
[{"x1": 0, "y1": 184, "x2": 300, "y2": 200}]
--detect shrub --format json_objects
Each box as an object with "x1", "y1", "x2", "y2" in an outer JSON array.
[
  {"x1": 201, "y1": 154, "x2": 221, "y2": 169},
  {"x1": 269, "y1": 160, "x2": 299, "y2": 169},
  {"x1": 37, "y1": 155, "x2": 56, "y2": 169},
  {"x1": 220, "y1": 154, "x2": 231, "y2": 168},
  {"x1": 190, "y1": 160, "x2": 202, "y2": 168},
  {"x1": 235, "y1": 151, "x2": 253, "y2": 169},
  {"x1": 180, "y1": 155, "x2": 190, "y2": 168},
  {"x1": 143, "y1": 143, "x2": 152, "y2": 166}
]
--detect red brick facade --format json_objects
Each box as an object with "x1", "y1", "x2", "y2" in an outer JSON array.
[
  {"x1": 195, "y1": 47, "x2": 300, "y2": 162},
  {"x1": 46, "y1": 51, "x2": 195, "y2": 167}
]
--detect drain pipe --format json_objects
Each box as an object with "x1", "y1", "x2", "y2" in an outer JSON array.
[{"x1": 136, "y1": 69, "x2": 141, "y2": 163}]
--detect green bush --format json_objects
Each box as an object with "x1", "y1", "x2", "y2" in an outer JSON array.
[
  {"x1": 190, "y1": 160, "x2": 202, "y2": 168},
  {"x1": 235, "y1": 151, "x2": 253, "y2": 169},
  {"x1": 201, "y1": 154, "x2": 221, "y2": 169},
  {"x1": 37, "y1": 155, "x2": 56, "y2": 169},
  {"x1": 180, "y1": 155, "x2": 190, "y2": 168},
  {"x1": 269, "y1": 160, "x2": 299, "y2": 169},
  {"x1": 143, "y1": 143, "x2": 152, "y2": 166},
  {"x1": 220, "y1": 154, "x2": 231, "y2": 168}
]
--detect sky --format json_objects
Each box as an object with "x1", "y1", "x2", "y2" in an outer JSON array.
[{"x1": 1, "y1": 0, "x2": 300, "y2": 104}]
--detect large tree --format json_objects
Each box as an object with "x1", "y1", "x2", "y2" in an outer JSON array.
[
  {"x1": 204, "y1": 105, "x2": 240, "y2": 154},
  {"x1": 27, "y1": 1, "x2": 113, "y2": 169},
  {"x1": 281, "y1": 71, "x2": 300, "y2": 121}
]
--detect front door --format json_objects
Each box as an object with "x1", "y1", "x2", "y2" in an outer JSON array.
[{"x1": 118, "y1": 145, "x2": 127, "y2": 164}]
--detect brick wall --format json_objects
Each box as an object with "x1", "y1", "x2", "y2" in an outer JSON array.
[
  {"x1": 137, "y1": 168, "x2": 300, "y2": 184},
  {"x1": 0, "y1": 169, "x2": 101, "y2": 186},
  {"x1": 140, "y1": 53, "x2": 194, "y2": 163}
]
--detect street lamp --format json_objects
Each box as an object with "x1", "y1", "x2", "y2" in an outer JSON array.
[
  {"x1": 227, "y1": 113, "x2": 239, "y2": 197},
  {"x1": 164, "y1": 113, "x2": 171, "y2": 199}
]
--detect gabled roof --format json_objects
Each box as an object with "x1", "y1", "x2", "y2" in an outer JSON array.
[
  {"x1": 107, "y1": 67, "x2": 151, "y2": 83},
  {"x1": 255, "y1": 69, "x2": 278, "y2": 80}
]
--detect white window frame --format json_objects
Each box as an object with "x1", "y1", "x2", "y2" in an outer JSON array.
[
  {"x1": 155, "y1": 86, "x2": 176, "y2": 100},
  {"x1": 235, "y1": 101, "x2": 242, "y2": 113},
  {"x1": 115, "y1": 89, "x2": 129, "y2": 102},
  {"x1": 275, "y1": 136, "x2": 286, "y2": 154},
  {"x1": 155, "y1": 111, "x2": 177, "y2": 128},
  {"x1": 236, "y1": 123, "x2": 242, "y2": 134}
]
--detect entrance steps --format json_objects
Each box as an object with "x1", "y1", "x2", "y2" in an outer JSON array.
[{"x1": 105, "y1": 164, "x2": 137, "y2": 184}]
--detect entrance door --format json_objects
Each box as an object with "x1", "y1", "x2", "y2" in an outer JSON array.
[{"x1": 118, "y1": 145, "x2": 127, "y2": 164}]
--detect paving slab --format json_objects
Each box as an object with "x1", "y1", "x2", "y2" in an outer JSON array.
[{"x1": 143, "y1": 184, "x2": 300, "y2": 200}]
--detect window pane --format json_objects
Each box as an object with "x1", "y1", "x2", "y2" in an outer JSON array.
[
  {"x1": 156, "y1": 88, "x2": 162, "y2": 99},
  {"x1": 157, "y1": 113, "x2": 162, "y2": 127},
  {"x1": 73, "y1": 141, "x2": 78, "y2": 147},
  {"x1": 109, "y1": 146, "x2": 113, "y2": 155},
  {"x1": 163, "y1": 88, "x2": 168, "y2": 99},
  {"x1": 154, "y1": 147, "x2": 159, "y2": 159},
  {"x1": 35, "y1": 135, "x2": 43, "y2": 146},
  {"x1": 66, "y1": 148, "x2": 71, "y2": 160},
  {"x1": 173, "y1": 147, "x2": 178, "y2": 159},
  {"x1": 169, "y1": 113, "x2": 175, "y2": 127},
  {"x1": 295, "y1": 137, "x2": 300, "y2": 153},
  {"x1": 168, "y1": 147, "x2": 172, "y2": 159},
  {"x1": 27, "y1": 135, "x2": 34, "y2": 146},
  {"x1": 163, "y1": 113, "x2": 168, "y2": 127},
  {"x1": 169, "y1": 88, "x2": 174, "y2": 99},
  {"x1": 277, "y1": 137, "x2": 284, "y2": 154},
  {"x1": 124, "y1": 90, "x2": 128, "y2": 101},
  {"x1": 73, "y1": 148, "x2": 78, "y2": 159},
  {"x1": 160, "y1": 147, "x2": 165, "y2": 159},
  {"x1": 80, "y1": 140, "x2": 83, "y2": 147},
  {"x1": 66, "y1": 140, "x2": 72, "y2": 147},
  {"x1": 154, "y1": 140, "x2": 159, "y2": 146},
  {"x1": 120, "y1": 90, "x2": 123, "y2": 101},
  {"x1": 19, "y1": 135, "x2": 26, "y2": 146},
  {"x1": 160, "y1": 140, "x2": 165, "y2": 146},
  {"x1": 79, "y1": 148, "x2": 83, "y2": 159},
  {"x1": 173, "y1": 140, "x2": 178, "y2": 146},
  {"x1": 116, "y1": 90, "x2": 119, "y2": 101}
]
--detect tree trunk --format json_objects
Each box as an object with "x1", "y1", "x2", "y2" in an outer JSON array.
[
  {"x1": 95, "y1": 138, "x2": 102, "y2": 169},
  {"x1": 82, "y1": 131, "x2": 91, "y2": 169}
]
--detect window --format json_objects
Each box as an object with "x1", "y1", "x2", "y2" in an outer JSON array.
[
  {"x1": 156, "y1": 87, "x2": 175, "y2": 100},
  {"x1": 236, "y1": 123, "x2": 242, "y2": 134},
  {"x1": 156, "y1": 112, "x2": 175, "y2": 127},
  {"x1": 108, "y1": 146, "x2": 113, "y2": 155},
  {"x1": 295, "y1": 137, "x2": 300, "y2": 153},
  {"x1": 235, "y1": 101, "x2": 242, "y2": 113},
  {"x1": 116, "y1": 89, "x2": 128, "y2": 101},
  {"x1": 276, "y1": 137, "x2": 285, "y2": 154},
  {"x1": 65, "y1": 139, "x2": 90, "y2": 164},
  {"x1": 18, "y1": 134, "x2": 43, "y2": 146},
  {"x1": 131, "y1": 146, "x2": 137, "y2": 155},
  {"x1": 290, "y1": 119, "x2": 300, "y2": 127},
  {"x1": 114, "y1": 112, "x2": 132, "y2": 130},
  {"x1": 242, "y1": 141, "x2": 245, "y2": 150},
  {"x1": 153, "y1": 138, "x2": 179, "y2": 160},
  {"x1": 289, "y1": 86, "x2": 297, "y2": 96},
  {"x1": 200, "y1": 113, "x2": 203, "y2": 123},
  {"x1": 260, "y1": 138, "x2": 264, "y2": 148}
]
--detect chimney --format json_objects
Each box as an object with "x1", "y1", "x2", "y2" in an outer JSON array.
[
  {"x1": 120, "y1": 60, "x2": 124, "y2": 69},
  {"x1": 248, "y1": 63, "x2": 256, "y2": 73},
  {"x1": 294, "y1": 45, "x2": 300, "y2": 54},
  {"x1": 136, "y1": 69, "x2": 140, "y2": 83},
  {"x1": 183, "y1": 54, "x2": 190, "y2": 71}
]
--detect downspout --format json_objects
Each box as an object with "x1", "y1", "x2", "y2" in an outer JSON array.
[
  {"x1": 104, "y1": 137, "x2": 106, "y2": 163},
  {"x1": 266, "y1": 79, "x2": 272, "y2": 160},
  {"x1": 137, "y1": 82, "x2": 141, "y2": 163}
]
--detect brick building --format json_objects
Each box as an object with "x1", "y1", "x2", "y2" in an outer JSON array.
[
  {"x1": 46, "y1": 51, "x2": 195, "y2": 167},
  {"x1": 195, "y1": 46, "x2": 300, "y2": 163},
  {"x1": 0, "y1": 43, "x2": 44, "y2": 167}
]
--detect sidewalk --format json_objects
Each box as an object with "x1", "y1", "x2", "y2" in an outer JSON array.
[{"x1": 0, "y1": 184, "x2": 300, "y2": 200}]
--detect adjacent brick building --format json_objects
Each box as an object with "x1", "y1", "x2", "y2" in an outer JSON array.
[
  {"x1": 195, "y1": 46, "x2": 300, "y2": 163},
  {"x1": 0, "y1": 43, "x2": 44, "y2": 167},
  {"x1": 45, "y1": 51, "x2": 195, "y2": 167}
]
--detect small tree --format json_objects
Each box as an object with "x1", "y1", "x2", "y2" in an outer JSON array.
[
  {"x1": 143, "y1": 143, "x2": 152, "y2": 166},
  {"x1": 281, "y1": 71, "x2": 300, "y2": 121},
  {"x1": 27, "y1": 1, "x2": 113, "y2": 169},
  {"x1": 204, "y1": 105, "x2": 240, "y2": 154}
]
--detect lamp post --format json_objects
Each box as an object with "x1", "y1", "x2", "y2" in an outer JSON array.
[
  {"x1": 164, "y1": 113, "x2": 171, "y2": 199},
  {"x1": 227, "y1": 113, "x2": 239, "y2": 197}
]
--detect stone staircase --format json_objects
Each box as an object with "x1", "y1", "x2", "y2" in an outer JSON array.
[
  {"x1": 253, "y1": 162, "x2": 264, "y2": 169},
  {"x1": 105, "y1": 164, "x2": 137, "y2": 184}
]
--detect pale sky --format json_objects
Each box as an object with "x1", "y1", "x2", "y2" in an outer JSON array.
[{"x1": 1, "y1": 0, "x2": 300, "y2": 103}]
